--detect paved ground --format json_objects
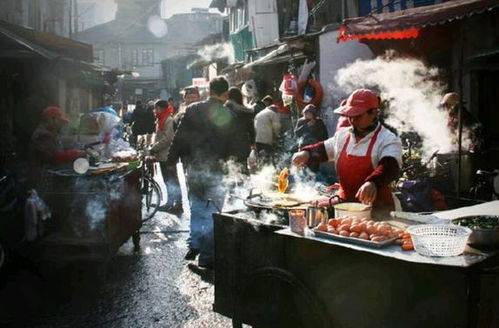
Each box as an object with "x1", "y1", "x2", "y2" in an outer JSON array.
[{"x1": 0, "y1": 165, "x2": 234, "y2": 328}]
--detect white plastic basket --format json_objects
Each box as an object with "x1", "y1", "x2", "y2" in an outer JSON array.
[{"x1": 407, "y1": 224, "x2": 472, "y2": 257}]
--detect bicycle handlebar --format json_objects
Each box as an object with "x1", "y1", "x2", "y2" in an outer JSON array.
[{"x1": 476, "y1": 170, "x2": 498, "y2": 177}]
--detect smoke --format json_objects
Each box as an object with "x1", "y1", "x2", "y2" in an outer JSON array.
[
  {"x1": 259, "y1": 211, "x2": 284, "y2": 226},
  {"x1": 196, "y1": 43, "x2": 235, "y2": 65},
  {"x1": 85, "y1": 198, "x2": 107, "y2": 231},
  {"x1": 335, "y1": 55, "x2": 459, "y2": 158},
  {"x1": 70, "y1": 176, "x2": 125, "y2": 237},
  {"x1": 222, "y1": 158, "x2": 322, "y2": 218}
]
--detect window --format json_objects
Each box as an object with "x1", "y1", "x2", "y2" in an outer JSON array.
[
  {"x1": 229, "y1": 7, "x2": 248, "y2": 33},
  {"x1": 94, "y1": 49, "x2": 105, "y2": 65},
  {"x1": 131, "y1": 48, "x2": 154, "y2": 66}
]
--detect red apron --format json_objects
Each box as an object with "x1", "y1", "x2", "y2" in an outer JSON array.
[{"x1": 336, "y1": 126, "x2": 394, "y2": 214}]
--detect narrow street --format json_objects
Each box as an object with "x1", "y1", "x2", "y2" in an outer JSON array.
[
  {"x1": 0, "y1": 166, "x2": 232, "y2": 328},
  {"x1": 1, "y1": 1, "x2": 499, "y2": 327}
]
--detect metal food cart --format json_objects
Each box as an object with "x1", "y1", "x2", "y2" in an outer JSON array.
[
  {"x1": 37, "y1": 168, "x2": 142, "y2": 262},
  {"x1": 213, "y1": 211, "x2": 499, "y2": 328}
]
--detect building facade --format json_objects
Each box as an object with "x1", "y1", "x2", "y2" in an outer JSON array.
[
  {"x1": 0, "y1": 0, "x2": 77, "y2": 37},
  {"x1": 75, "y1": 1, "x2": 224, "y2": 102},
  {"x1": 76, "y1": 0, "x2": 117, "y2": 32}
]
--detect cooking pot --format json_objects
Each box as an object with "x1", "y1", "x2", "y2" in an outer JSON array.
[
  {"x1": 469, "y1": 228, "x2": 499, "y2": 248},
  {"x1": 306, "y1": 206, "x2": 328, "y2": 228},
  {"x1": 334, "y1": 202, "x2": 372, "y2": 219}
]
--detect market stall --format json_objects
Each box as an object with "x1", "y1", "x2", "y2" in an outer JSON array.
[
  {"x1": 214, "y1": 201, "x2": 499, "y2": 328},
  {"x1": 38, "y1": 166, "x2": 141, "y2": 262}
]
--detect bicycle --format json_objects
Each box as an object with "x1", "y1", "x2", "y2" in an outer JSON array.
[
  {"x1": 138, "y1": 151, "x2": 162, "y2": 222},
  {"x1": 469, "y1": 169, "x2": 499, "y2": 201}
]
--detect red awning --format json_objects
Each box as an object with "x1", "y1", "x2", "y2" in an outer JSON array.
[{"x1": 338, "y1": 0, "x2": 499, "y2": 42}]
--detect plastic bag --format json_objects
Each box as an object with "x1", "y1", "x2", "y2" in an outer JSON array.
[{"x1": 24, "y1": 189, "x2": 51, "y2": 241}]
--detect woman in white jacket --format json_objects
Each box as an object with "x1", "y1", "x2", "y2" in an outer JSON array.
[{"x1": 254, "y1": 103, "x2": 281, "y2": 158}]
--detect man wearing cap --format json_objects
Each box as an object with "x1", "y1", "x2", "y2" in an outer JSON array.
[
  {"x1": 294, "y1": 104, "x2": 328, "y2": 149},
  {"x1": 29, "y1": 106, "x2": 85, "y2": 181},
  {"x1": 439, "y1": 92, "x2": 481, "y2": 152},
  {"x1": 292, "y1": 89, "x2": 402, "y2": 218},
  {"x1": 175, "y1": 86, "x2": 200, "y2": 127}
]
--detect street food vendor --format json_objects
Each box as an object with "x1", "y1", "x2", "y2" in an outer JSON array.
[
  {"x1": 29, "y1": 106, "x2": 85, "y2": 181},
  {"x1": 440, "y1": 92, "x2": 481, "y2": 153},
  {"x1": 292, "y1": 89, "x2": 402, "y2": 218}
]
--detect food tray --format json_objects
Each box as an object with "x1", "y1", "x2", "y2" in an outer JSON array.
[{"x1": 313, "y1": 230, "x2": 397, "y2": 248}]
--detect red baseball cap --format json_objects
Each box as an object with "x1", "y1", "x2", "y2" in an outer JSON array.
[
  {"x1": 334, "y1": 89, "x2": 380, "y2": 117},
  {"x1": 42, "y1": 106, "x2": 69, "y2": 123}
]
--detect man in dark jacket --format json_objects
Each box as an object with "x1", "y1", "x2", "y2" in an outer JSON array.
[
  {"x1": 166, "y1": 76, "x2": 240, "y2": 269},
  {"x1": 131, "y1": 100, "x2": 155, "y2": 148},
  {"x1": 294, "y1": 104, "x2": 329, "y2": 149},
  {"x1": 226, "y1": 86, "x2": 255, "y2": 165}
]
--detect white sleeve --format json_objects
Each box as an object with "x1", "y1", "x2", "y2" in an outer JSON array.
[
  {"x1": 323, "y1": 134, "x2": 337, "y2": 162},
  {"x1": 378, "y1": 132, "x2": 403, "y2": 168}
]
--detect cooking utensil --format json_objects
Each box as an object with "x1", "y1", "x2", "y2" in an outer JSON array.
[
  {"x1": 289, "y1": 209, "x2": 307, "y2": 234},
  {"x1": 306, "y1": 206, "x2": 328, "y2": 228},
  {"x1": 334, "y1": 202, "x2": 372, "y2": 219}
]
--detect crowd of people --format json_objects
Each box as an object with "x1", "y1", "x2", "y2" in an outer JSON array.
[
  {"x1": 27, "y1": 75, "x2": 430, "y2": 273},
  {"x1": 115, "y1": 77, "x2": 406, "y2": 273},
  {"x1": 117, "y1": 76, "x2": 335, "y2": 271},
  {"x1": 18, "y1": 66, "x2": 487, "y2": 280}
]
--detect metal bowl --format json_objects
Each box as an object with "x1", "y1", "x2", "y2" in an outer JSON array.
[
  {"x1": 469, "y1": 228, "x2": 499, "y2": 248},
  {"x1": 454, "y1": 215, "x2": 499, "y2": 248}
]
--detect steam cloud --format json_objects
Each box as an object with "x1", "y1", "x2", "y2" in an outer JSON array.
[
  {"x1": 335, "y1": 55, "x2": 464, "y2": 158},
  {"x1": 196, "y1": 43, "x2": 235, "y2": 65},
  {"x1": 70, "y1": 177, "x2": 125, "y2": 237}
]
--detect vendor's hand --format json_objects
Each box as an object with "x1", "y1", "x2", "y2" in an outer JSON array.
[
  {"x1": 291, "y1": 151, "x2": 310, "y2": 167},
  {"x1": 355, "y1": 181, "x2": 377, "y2": 205}
]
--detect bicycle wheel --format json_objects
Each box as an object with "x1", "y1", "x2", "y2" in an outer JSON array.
[{"x1": 141, "y1": 175, "x2": 161, "y2": 222}]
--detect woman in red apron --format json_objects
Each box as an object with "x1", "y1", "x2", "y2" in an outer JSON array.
[{"x1": 292, "y1": 89, "x2": 402, "y2": 219}]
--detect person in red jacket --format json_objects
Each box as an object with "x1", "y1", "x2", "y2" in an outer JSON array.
[{"x1": 29, "y1": 106, "x2": 85, "y2": 181}]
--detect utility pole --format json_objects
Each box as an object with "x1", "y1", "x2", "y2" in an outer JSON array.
[
  {"x1": 74, "y1": 0, "x2": 79, "y2": 34},
  {"x1": 69, "y1": 0, "x2": 73, "y2": 38}
]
